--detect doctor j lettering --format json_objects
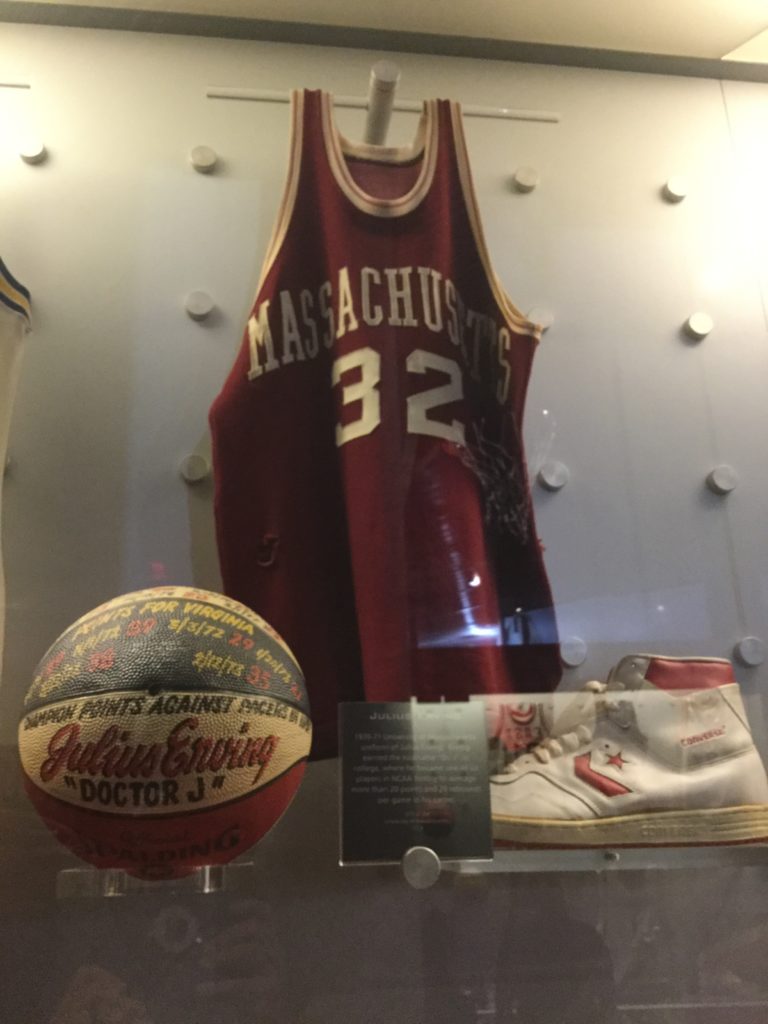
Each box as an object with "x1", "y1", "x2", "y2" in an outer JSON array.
[{"x1": 38, "y1": 717, "x2": 280, "y2": 784}]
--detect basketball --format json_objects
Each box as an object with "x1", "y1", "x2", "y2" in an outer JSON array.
[{"x1": 17, "y1": 586, "x2": 312, "y2": 879}]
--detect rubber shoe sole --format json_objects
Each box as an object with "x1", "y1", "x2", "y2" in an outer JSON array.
[{"x1": 493, "y1": 803, "x2": 768, "y2": 848}]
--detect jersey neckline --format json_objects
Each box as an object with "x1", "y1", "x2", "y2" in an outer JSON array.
[{"x1": 320, "y1": 91, "x2": 439, "y2": 219}]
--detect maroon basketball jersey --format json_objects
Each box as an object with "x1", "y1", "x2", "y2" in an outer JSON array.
[{"x1": 209, "y1": 90, "x2": 561, "y2": 758}]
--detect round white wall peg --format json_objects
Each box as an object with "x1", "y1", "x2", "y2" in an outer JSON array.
[
  {"x1": 185, "y1": 291, "x2": 215, "y2": 320},
  {"x1": 662, "y1": 177, "x2": 688, "y2": 202},
  {"x1": 512, "y1": 166, "x2": 540, "y2": 193},
  {"x1": 685, "y1": 312, "x2": 713, "y2": 339},
  {"x1": 190, "y1": 146, "x2": 218, "y2": 174},
  {"x1": 527, "y1": 307, "x2": 554, "y2": 331},
  {"x1": 19, "y1": 139, "x2": 47, "y2": 165},
  {"x1": 706, "y1": 465, "x2": 738, "y2": 495},
  {"x1": 3, "y1": 455, "x2": 13, "y2": 477},
  {"x1": 734, "y1": 637, "x2": 765, "y2": 668},
  {"x1": 402, "y1": 846, "x2": 441, "y2": 889},
  {"x1": 561, "y1": 637, "x2": 588, "y2": 668},
  {"x1": 179, "y1": 454, "x2": 210, "y2": 483},
  {"x1": 537, "y1": 460, "x2": 570, "y2": 491}
]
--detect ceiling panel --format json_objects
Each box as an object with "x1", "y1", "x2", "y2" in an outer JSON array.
[{"x1": 6, "y1": 0, "x2": 768, "y2": 59}]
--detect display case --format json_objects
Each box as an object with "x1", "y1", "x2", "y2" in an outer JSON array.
[{"x1": 2, "y1": 9, "x2": 768, "y2": 1022}]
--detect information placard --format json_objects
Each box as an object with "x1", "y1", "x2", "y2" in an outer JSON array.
[{"x1": 339, "y1": 701, "x2": 492, "y2": 864}]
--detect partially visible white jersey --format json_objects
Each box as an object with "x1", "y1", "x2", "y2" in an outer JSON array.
[{"x1": 0, "y1": 259, "x2": 31, "y2": 681}]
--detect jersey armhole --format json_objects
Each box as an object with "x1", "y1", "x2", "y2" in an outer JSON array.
[
  {"x1": 250, "y1": 90, "x2": 304, "y2": 301},
  {"x1": 449, "y1": 102, "x2": 542, "y2": 343}
]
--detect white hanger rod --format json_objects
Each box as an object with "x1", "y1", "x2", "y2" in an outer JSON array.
[
  {"x1": 364, "y1": 60, "x2": 400, "y2": 144},
  {"x1": 206, "y1": 87, "x2": 561, "y2": 123},
  {"x1": 0, "y1": 83, "x2": 31, "y2": 89}
]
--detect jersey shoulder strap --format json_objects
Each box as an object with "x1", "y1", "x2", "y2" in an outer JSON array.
[
  {"x1": 441, "y1": 100, "x2": 541, "y2": 339},
  {"x1": 251, "y1": 90, "x2": 309, "y2": 300}
]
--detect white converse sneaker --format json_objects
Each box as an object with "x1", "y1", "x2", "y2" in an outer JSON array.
[{"x1": 491, "y1": 655, "x2": 768, "y2": 847}]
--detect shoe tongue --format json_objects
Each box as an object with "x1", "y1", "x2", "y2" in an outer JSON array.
[{"x1": 605, "y1": 655, "x2": 652, "y2": 691}]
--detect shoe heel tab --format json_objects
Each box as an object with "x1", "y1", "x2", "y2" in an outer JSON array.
[{"x1": 645, "y1": 657, "x2": 734, "y2": 691}]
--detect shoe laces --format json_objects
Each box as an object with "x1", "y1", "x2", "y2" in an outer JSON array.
[
  {"x1": 499, "y1": 679, "x2": 629, "y2": 771},
  {"x1": 532, "y1": 721, "x2": 593, "y2": 762}
]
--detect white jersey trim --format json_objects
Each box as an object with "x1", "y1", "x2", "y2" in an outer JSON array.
[
  {"x1": 449, "y1": 102, "x2": 541, "y2": 342},
  {"x1": 321, "y1": 91, "x2": 438, "y2": 219},
  {"x1": 252, "y1": 90, "x2": 305, "y2": 300}
]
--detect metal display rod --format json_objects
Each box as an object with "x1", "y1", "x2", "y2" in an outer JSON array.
[
  {"x1": 207, "y1": 80, "x2": 561, "y2": 125},
  {"x1": 364, "y1": 60, "x2": 400, "y2": 144}
]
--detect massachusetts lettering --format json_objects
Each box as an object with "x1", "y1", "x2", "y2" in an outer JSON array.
[{"x1": 247, "y1": 263, "x2": 516, "y2": 405}]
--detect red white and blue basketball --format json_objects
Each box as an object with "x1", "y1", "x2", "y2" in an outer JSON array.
[{"x1": 18, "y1": 586, "x2": 311, "y2": 879}]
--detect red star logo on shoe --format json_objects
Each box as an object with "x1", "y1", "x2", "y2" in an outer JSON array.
[
  {"x1": 574, "y1": 752, "x2": 633, "y2": 797},
  {"x1": 606, "y1": 751, "x2": 628, "y2": 770}
]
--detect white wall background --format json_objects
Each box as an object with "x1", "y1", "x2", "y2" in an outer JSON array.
[{"x1": 1, "y1": 24, "x2": 768, "y2": 748}]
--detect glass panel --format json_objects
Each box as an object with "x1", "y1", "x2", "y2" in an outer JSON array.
[{"x1": 2, "y1": 19, "x2": 768, "y2": 1024}]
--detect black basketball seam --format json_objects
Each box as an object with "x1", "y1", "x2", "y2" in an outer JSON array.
[{"x1": 21, "y1": 686, "x2": 311, "y2": 719}]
